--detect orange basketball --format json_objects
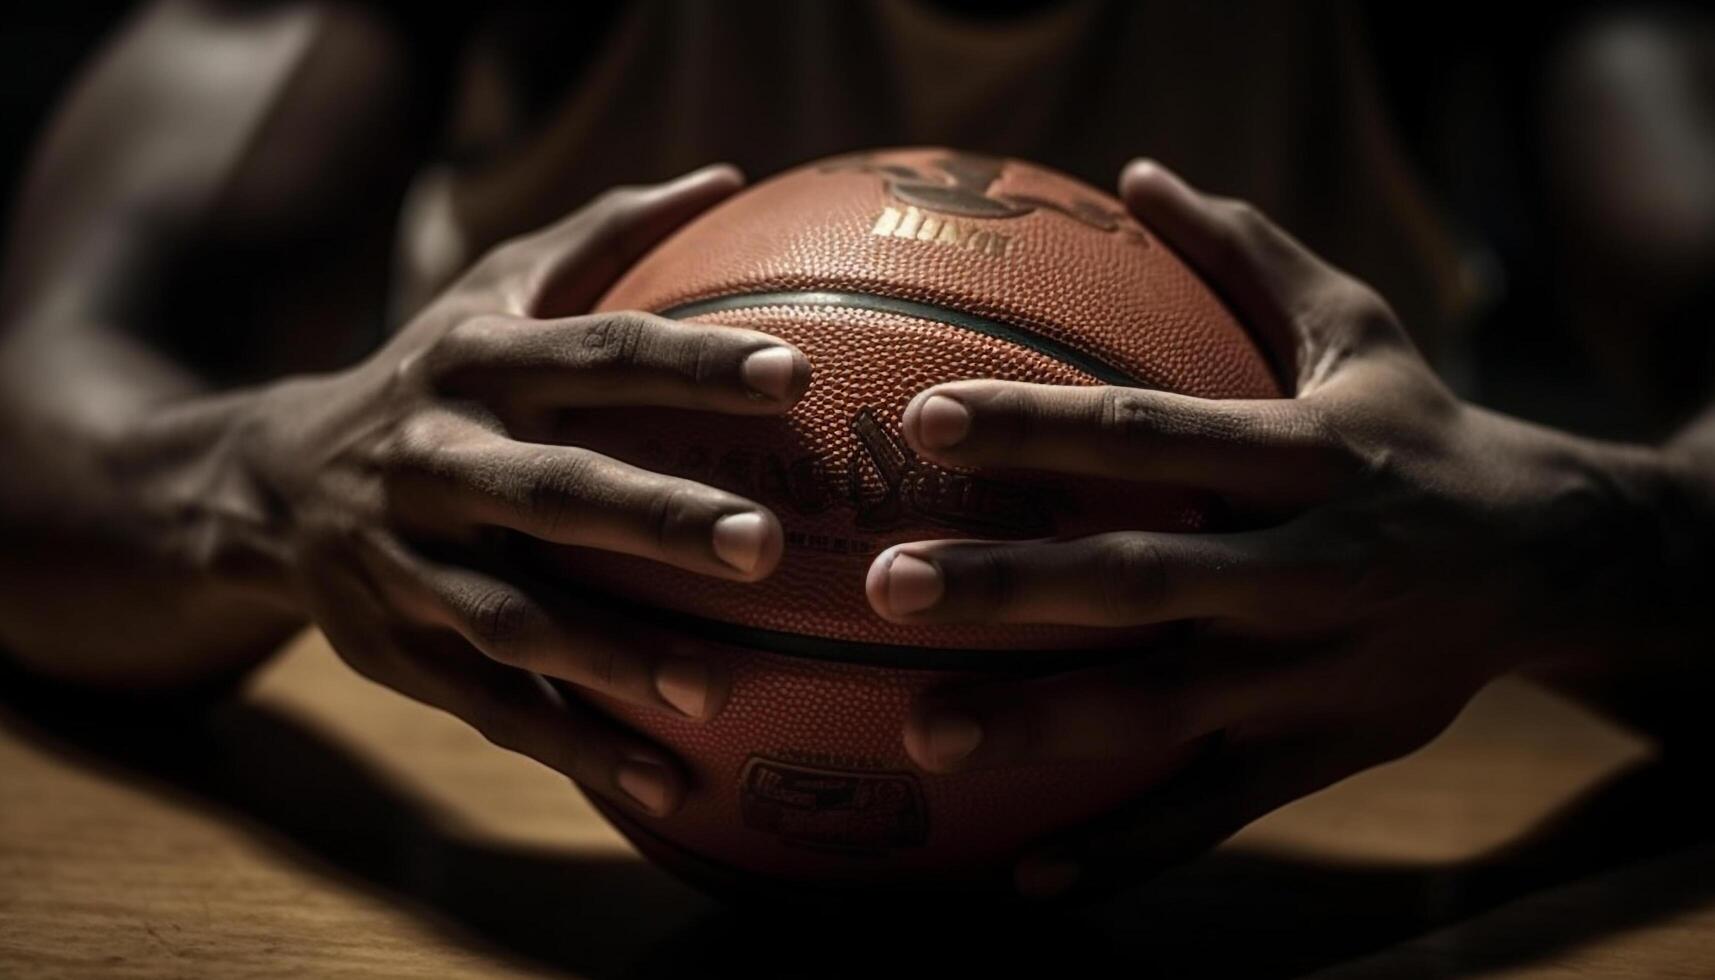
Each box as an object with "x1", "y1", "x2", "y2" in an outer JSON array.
[{"x1": 553, "y1": 148, "x2": 1279, "y2": 895}]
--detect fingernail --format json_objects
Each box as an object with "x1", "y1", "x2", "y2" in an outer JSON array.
[
  {"x1": 885, "y1": 553, "x2": 943, "y2": 615},
  {"x1": 616, "y1": 759, "x2": 673, "y2": 816},
  {"x1": 916, "y1": 394, "x2": 971, "y2": 449},
  {"x1": 1015, "y1": 855, "x2": 1081, "y2": 899},
  {"x1": 712, "y1": 512, "x2": 768, "y2": 573},
  {"x1": 741, "y1": 347, "x2": 801, "y2": 401},
  {"x1": 654, "y1": 656, "x2": 710, "y2": 718},
  {"x1": 925, "y1": 710, "x2": 983, "y2": 767}
]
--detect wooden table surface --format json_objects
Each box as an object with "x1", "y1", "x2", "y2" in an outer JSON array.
[{"x1": 3, "y1": 631, "x2": 1713, "y2": 978}]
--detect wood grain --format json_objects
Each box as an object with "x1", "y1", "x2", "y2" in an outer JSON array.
[{"x1": 2, "y1": 631, "x2": 1710, "y2": 978}]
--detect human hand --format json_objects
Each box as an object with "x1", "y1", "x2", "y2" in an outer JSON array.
[
  {"x1": 234, "y1": 165, "x2": 809, "y2": 818},
  {"x1": 863, "y1": 159, "x2": 1682, "y2": 898}
]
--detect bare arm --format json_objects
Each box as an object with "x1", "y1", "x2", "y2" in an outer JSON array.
[
  {"x1": 0, "y1": 0, "x2": 812, "y2": 822},
  {"x1": 0, "y1": 1, "x2": 426, "y2": 689},
  {"x1": 865, "y1": 162, "x2": 1715, "y2": 899}
]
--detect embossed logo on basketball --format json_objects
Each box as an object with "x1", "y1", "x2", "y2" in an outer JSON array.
[
  {"x1": 635, "y1": 407, "x2": 1060, "y2": 539},
  {"x1": 821, "y1": 150, "x2": 1150, "y2": 257},
  {"x1": 739, "y1": 757, "x2": 929, "y2": 853},
  {"x1": 573, "y1": 148, "x2": 1280, "y2": 889}
]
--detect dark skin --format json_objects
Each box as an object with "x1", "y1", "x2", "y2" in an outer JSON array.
[
  {"x1": 871, "y1": 161, "x2": 1715, "y2": 896},
  {"x1": 3, "y1": 1, "x2": 1713, "y2": 899},
  {"x1": 0, "y1": 4, "x2": 812, "y2": 816}
]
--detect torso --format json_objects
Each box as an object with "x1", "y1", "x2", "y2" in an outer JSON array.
[{"x1": 394, "y1": 0, "x2": 1465, "y2": 349}]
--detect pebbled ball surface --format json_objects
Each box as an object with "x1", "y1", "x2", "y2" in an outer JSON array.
[{"x1": 546, "y1": 148, "x2": 1280, "y2": 890}]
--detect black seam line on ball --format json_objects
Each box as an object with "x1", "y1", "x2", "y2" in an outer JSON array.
[
  {"x1": 625, "y1": 596, "x2": 1140, "y2": 672},
  {"x1": 661, "y1": 290, "x2": 1140, "y2": 387}
]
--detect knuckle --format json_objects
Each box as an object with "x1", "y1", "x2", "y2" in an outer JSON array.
[
  {"x1": 470, "y1": 236, "x2": 531, "y2": 283},
  {"x1": 1278, "y1": 401, "x2": 1375, "y2": 488},
  {"x1": 587, "y1": 642, "x2": 619, "y2": 691},
  {"x1": 574, "y1": 312, "x2": 651, "y2": 373},
  {"x1": 1096, "y1": 535, "x2": 1168, "y2": 624},
  {"x1": 1336, "y1": 447, "x2": 1391, "y2": 497},
  {"x1": 965, "y1": 547, "x2": 1019, "y2": 611},
  {"x1": 429, "y1": 315, "x2": 510, "y2": 378},
  {"x1": 1314, "y1": 280, "x2": 1400, "y2": 347},
  {"x1": 1218, "y1": 198, "x2": 1265, "y2": 239},
  {"x1": 1221, "y1": 197, "x2": 1265, "y2": 231},
  {"x1": 1296, "y1": 402, "x2": 1358, "y2": 466},
  {"x1": 297, "y1": 516, "x2": 373, "y2": 570},
  {"x1": 1344, "y1": 433, "x2": 1401, "y2": 489},
  {"x1": 646, "y1": 480, "x2": 707, "y2": 554},
  {"x1": 1300, "y1": 512, "x2": 1400, "y2": 611},
  {"x1": 467, "y1": 588, "x2": 534, "y2": 665},
  {"x1": 389, "y1": 347, "x2": 435, "y2": 394},
  {"x1": 686, "y1": 326, "x2": 718, "y2": 386},
  {"x1": 594, "y1": 183, "x2": 646, "y2": 213},
  {"x1": 1206, "y1": 198, "x2": 1268, "y2": 269},
  {"x1": 1542, "y1": 464, "x2": 1621, "y2": 531},
  {"x1": 1293, "y1": 401, "x2": 1341, "y2": 446},
  {"x1": 386, "y1": 411, "x2": 450, "y2": 473},
  {"x1": 1329, "y1": 279, "x2": 1390, "y2": 321},
  {"x1": 529, "y1": 450, "x2": 603, "y2": 536},
  {"x1": 975, "y1": 384, "x2": 1041, "y2": 451},
  {"x1": 1097, "y1": 387, "x2": 1157, "y2": 449},
  {"x1": 586, "y1": 186, "x2": 648, "y2": 236}
]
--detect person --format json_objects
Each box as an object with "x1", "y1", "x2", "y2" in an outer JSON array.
[{"x1": 1, "y1": 0, "x2": 1710, "y2": 900}]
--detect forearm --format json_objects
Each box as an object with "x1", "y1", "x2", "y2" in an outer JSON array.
[
  {"x1": 0, "y1": 317, "x2": 302, "y2": 691},
  {"x1": 0, "y1": 1, "x2": 428, "y2": 691},
  {"x1": 1520, "y1": 410, "x2": 1715, "y2": 748},
  {"x1": 1669, "y1": 403, "x2": 1715, "y2": 463}
]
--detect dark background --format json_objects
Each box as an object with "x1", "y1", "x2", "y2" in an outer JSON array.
[{"x1": 4, "y1": 1, "x2": 1710, "y2": 441}]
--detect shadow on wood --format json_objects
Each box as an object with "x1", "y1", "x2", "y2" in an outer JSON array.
[{"x1": 2, "y1": 659, "x2": 1711, "y2": 980}]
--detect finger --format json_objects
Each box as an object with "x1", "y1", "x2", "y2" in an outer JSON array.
[
  {"x1": 517, "y1": 163, "x2": 745, "y2": 315},
  {"x1": 391, "y1": 411, "x2": 784, "y2": 580},
  {"x1": 898, "y1": 380, "x2": 1350, "y2": 501},
  {"x1": 430, "y1": 310, "x2": 811, "y2": 410},
  {"x1": 355, "y1": 535, "x2": 728, "y2": 721},
  {"x1": 1013, "y1": 732, "x2": 1403, "y2": 900},
  {"x1": 369, "y1": 628, "x2": 689, "y2": 817},
  {"x1": 866, "y1": 526, "x2": 1324, "y2": 627},
  {"x1": 303, "y1": 566, "x2": 692, "y2": 817},
  {"x1": 1120, "y1": 159, "x2": 1406, "y2": 376},
  {"x1": 900, "y1": 646, "x2": 1300, "y2": 773}
]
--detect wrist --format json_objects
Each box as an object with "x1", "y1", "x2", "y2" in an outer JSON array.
[
  {"x1": 113, "y1": 386, "x2": 302, "y2": 612},
  {"x1": 1575, "y1": 437, "x2": 1712, "y2": 652},
  {"x1": 1650, "y1": 436, "x2": 1715, "y2": 640},
  {"x1": 0, "y1": 383, "x2": 308, "y2": 691},
  {"x1": 1521, "y1": 431, "x2": 1715, "y2": 728}
]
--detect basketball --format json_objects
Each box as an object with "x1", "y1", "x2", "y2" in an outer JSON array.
[{"x1": 550, "y1": 148, "x2": 1281, "y2": 894}]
